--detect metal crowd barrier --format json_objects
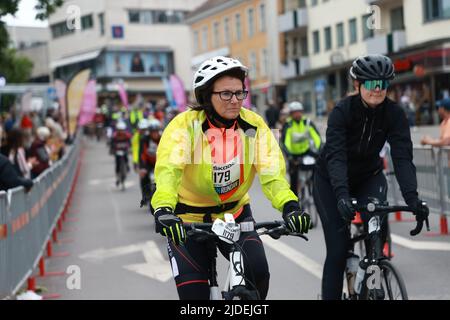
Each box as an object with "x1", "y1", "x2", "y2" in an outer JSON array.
[
  {"x1": 0, "y1": 135, "x2": 81, "y2": 299},
  {"x1": 385, "y1": 145, "x2": 449, "y2": 235}
]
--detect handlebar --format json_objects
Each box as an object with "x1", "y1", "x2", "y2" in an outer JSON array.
[
  {"x1": 184, "y1": 220, "x2": 309, "y2": 242},
  {"x1": 351, "y1": 199, "x2": 430, "y2": 236}
]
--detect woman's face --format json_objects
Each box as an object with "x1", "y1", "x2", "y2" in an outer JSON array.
[
  {"x1": 211, "y1": 76, "x2": 244, "y2": 120},
  {"x1": 358, "y1": 81, "x2": 387, "y2": 108}
]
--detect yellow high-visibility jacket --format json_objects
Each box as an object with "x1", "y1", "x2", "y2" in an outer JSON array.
[
  {"x1": 151, "y1": 108, "x2": 298, "y2": 223},
  {"x1": 283, "y1": 118, "x2": 321, "y2": 155}
]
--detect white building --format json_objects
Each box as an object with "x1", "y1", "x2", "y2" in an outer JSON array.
[
  {"x1": 6, "y1": 26, "x2": 51, "y2": 82},
  {"x1": 48, "y1": 0, "x2": 207, "y2": 104},
  {"x1": 280, "y1": 0, "x2": 450, "y2": 124},
  {"x1": 185, "y1": 0, "x2": 284, "y2": 111}
]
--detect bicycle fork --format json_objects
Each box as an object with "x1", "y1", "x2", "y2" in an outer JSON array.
[{"x1": 221, "y1": 246, "x2": 245, "y2": 300}]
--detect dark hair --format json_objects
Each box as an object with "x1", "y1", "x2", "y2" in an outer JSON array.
[
  {"x1": 7, "y1": 128, "x2": 25, "y2": 151},
  {"x1": 190, "y1": 68, "x2": 246, "y2": 111}
]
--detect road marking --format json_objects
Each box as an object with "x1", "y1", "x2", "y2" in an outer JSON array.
[
  {"x1": 107, "y1": 185, "x2": 124, "y2": 234},
  {"x1": 123, "y1": 241, "x2": 172, "y2": 282},
  {"x1": 88, "y1": 177, "x2": 116, "y2": 186},
  {"x1": 263, "y1": 237, "x2": 322, "y2": 279},
  {"x1": 89, "y1": 177, "x2": 136, "y2": 189},
  {"x1": 391, "y1": 234, "x2": 450, "y2": 251},
  {"x1": 79, "y1": 241, "x2": 172, "y2": 282},
  {"x1": 79, "y1": 242, "x2": 146, "y2": 262}
]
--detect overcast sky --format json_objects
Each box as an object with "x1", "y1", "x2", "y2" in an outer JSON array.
[{"x1": 2, "y1": 0, "x2": 48, "y2": 28}]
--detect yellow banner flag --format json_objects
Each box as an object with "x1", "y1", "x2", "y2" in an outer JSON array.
[{"x1": 67, "y1": 69, "x2": 91, "y2": 136}]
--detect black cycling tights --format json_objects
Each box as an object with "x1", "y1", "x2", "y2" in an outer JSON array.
[
  {"x1": 166, "y1": 205, "x2": 270, "y2": 300},
  {"x1": 114, "y1": 154, "x2": 129, "y2": 174},
  {"x1": 313, "y1": 171, "x2": 388, "y2": 300}
]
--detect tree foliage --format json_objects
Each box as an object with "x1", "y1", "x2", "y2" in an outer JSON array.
[
  {"x1": 0, "y1": 48, "x2": 34, "y2": 83},
  {"x1": 0, "y1": 0, "x2": 64, "y2": 82}
]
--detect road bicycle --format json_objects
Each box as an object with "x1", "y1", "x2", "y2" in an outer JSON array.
[
  {"x1": 116, "y1": 150, "x2": 128, "y2": 191},
  {"x1": 292, "y1": 155, "x2": 319, "y2": 228},
  {"x1": 343, "y1": 198, "x2": 429, "y2": 300},
  {"x1": 184, "y1": 214, "x2": 308, "y2": 300},
  {"x1": 140, "y1": 169, "x2": 156, "y2": 210}
]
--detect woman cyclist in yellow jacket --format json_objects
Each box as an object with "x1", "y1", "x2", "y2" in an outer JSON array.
[{"x1": 151, "y1": 56, "x2": 311, "y2": 300}]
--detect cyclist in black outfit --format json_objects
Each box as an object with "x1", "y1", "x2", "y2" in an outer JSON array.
[{"x1": 313, "y1": 54, "x2": 430, "y2": 300}]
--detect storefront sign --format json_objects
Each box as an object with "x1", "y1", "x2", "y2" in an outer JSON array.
[
  {"x1": 112, "y1": 26, "x2": 124, "y2": 39},
  {"x1": 103, "y1": 51, "x2": 170, "y2": 77},
  {"x1": 393, "y1": 58, "x2": 413, "y2": 73}
]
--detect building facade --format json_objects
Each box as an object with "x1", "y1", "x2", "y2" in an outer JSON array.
[
  {"x1": 47, "y1": 0, "x2": 207, "y2": 104},
  {"x1": 6, "y1": 26, "x2": 51, "y2": 83},
  {"x1": 186, "y1": 0, "x2": 285, "y2": 112},
  {"x1": 281, "y1": 0, "x2": 450, "y2": 124}
]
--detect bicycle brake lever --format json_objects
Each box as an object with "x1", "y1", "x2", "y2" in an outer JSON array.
[{"x1": 410, "y1": 218, "x2": 424, "y2": 236}]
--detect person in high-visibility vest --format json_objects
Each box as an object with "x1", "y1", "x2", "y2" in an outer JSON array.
[
  {"x1": 281, "y1": 101, "x2": 321, "y2": 196},
  {"x1": 151, "y1": 56, "x2": 312, "y2": 300},
  {"x1": 129, "y1": 106, "x2": 144, "y2": 132}
]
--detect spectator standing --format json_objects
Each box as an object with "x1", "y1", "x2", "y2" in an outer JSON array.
[
  {"x1": 421, "y1": 98, "x2": 450, "y2": 147},
  {"x1": 29, "y1": 127, "x2": 51, "y2": 179},
  {"x1": 264, "y1": 101, "x2": 280, "y2": 129},
  {"x1": 7, "y1": 128, "x2": 36, "y2": 179},
  {"x1": 0, "y1": 150, "x2": 33, "y2": 192}
]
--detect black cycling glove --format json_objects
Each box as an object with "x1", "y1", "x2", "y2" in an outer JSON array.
[
  {"x1": 154, "y1": 207, "x2": 186, "y2": 245},
  {"x1": 282, "y1": 201, "x2": 312, "y2": 234}
]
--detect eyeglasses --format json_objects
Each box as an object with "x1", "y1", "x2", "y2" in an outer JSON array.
[
  {"x1": 363, "y1": 80, "x2": 390, "y2": 91},
  {"x1": 212, "y1": 90, "x2": 248, "y2": 101}
]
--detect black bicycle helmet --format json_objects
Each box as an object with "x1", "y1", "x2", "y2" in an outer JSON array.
[{"x1": 349, "y1": 54, "x2": 395, "y2": 81}]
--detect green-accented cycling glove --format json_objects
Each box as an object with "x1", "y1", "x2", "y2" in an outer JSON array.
[
  {"x1": 282, "y1": 201, "x2": 312, "y2": 234},
  {"x1": 154, "y1": 207, "x2": 186, "y2": 245}
]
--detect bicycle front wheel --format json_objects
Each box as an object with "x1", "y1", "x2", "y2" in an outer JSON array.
[
  {"x1": 120, "y1": 158, "x2": 127, "y2": 191},
  {"x1": 361, "y1": 260, "x2": 408, "y2": 300},
  {"x1": 301, "y1": 179, "x2": 319, "y2": 228}
]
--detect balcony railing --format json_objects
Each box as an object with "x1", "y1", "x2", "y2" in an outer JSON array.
[
  {"x1": 280, "y1": 57, "x2": 310, "y2": 79},
  {"x1": 366, "y1": 30, "x2": 407, "y2": 55},
  {"x1": 278, "y1": 8, "x2": 308, "y2": 33}
]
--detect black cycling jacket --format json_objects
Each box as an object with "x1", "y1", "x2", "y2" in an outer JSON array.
[
  {"x1": 316, "y1": 94, "x2": 418, "y2": 205},
  {"x1": 0, "y1": 153, "x2": 33, "y2": 192}
]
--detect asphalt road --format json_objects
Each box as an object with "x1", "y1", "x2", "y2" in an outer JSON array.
[{"x1": 36, "y1": 129, "x2": 450, "y2": 300}]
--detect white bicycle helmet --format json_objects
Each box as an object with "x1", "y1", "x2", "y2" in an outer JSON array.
[
  {"x1": 148, "y1": 119, "x2": 161, "y2": 131},
  {"x1": 193, "y1": 56, "x2": 248, "y2": 104},
  {"x1": 116, "y1": 121, "x2": 127, "y2": 130},
  {"x1": 138, "y1": 119, "x2": 149, "y2": 130},
  {"x1": 288, "y1": 101, "x2": 304, "y2": 112}
]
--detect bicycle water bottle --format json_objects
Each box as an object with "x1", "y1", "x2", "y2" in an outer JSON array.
[
  {"x1": 345, "y1": 253, "x2": 359, "y2": 296},
  {"x1": 353, "y1": 257, "x2": 369, "y2": 295}
]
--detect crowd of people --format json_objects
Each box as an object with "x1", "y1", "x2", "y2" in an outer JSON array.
[
  {"x1": 85, "y1": 98, "x2": 178, "y2": 207},
  {"x1": 0, "y1": 107, "x2": 67, "y2": 192}
]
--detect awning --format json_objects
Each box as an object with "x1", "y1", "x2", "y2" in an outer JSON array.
[{"x1": 50, "y1": 49, "x2": 102, "y2": 70}]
